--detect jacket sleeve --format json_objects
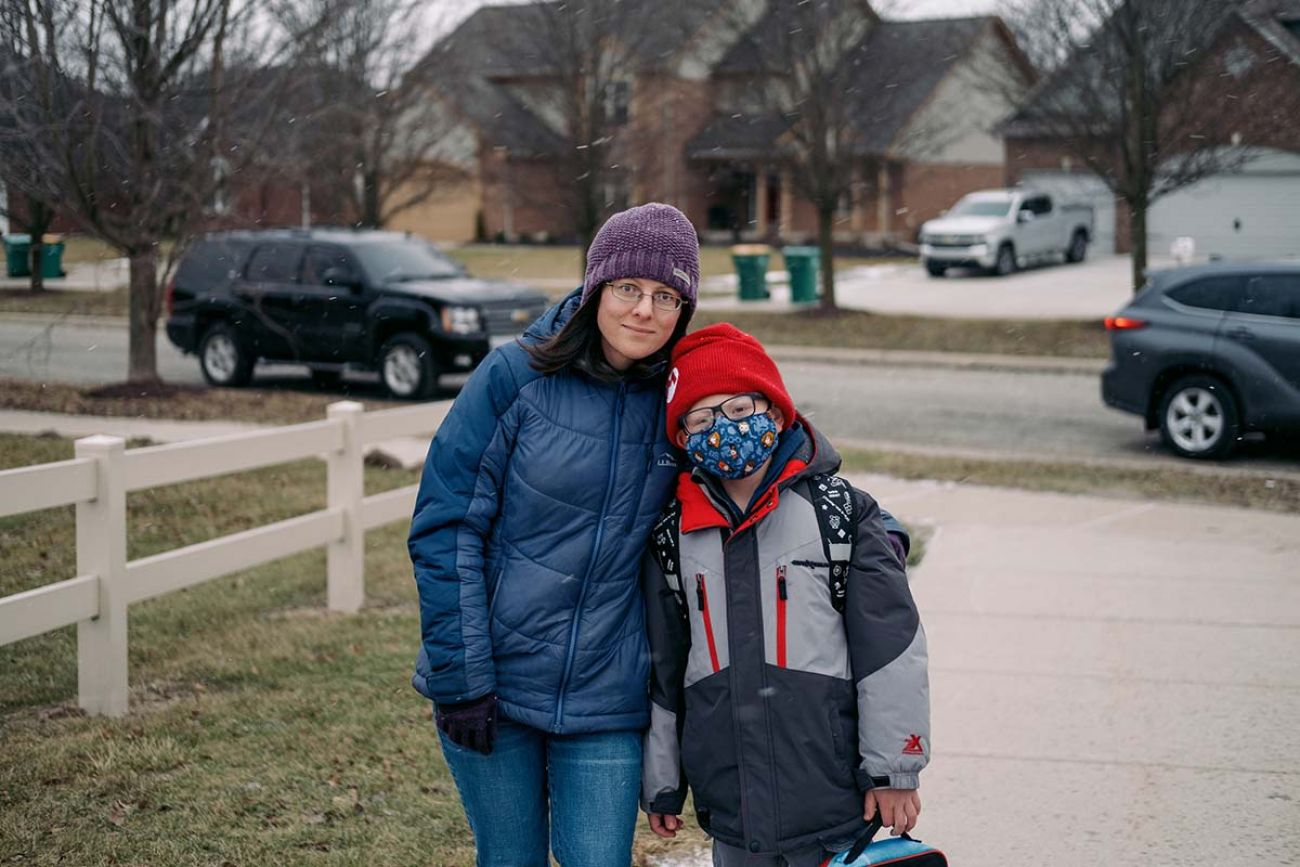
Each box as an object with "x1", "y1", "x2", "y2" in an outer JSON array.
[
  {"x1": 408, "y1": 348, "x2": 522, "y2": 705},
  {"x1": 878, "y1": 507, "x2": 910, "y2": 559},
  {"x1": 846, "y1": 488, "x2": 930, "y2": 790},
  {"x1": 641, "y1": 546, "x2": 691, "y2": 815}
]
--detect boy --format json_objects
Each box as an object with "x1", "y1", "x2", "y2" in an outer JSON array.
[{"x1": 642, "y1": 324, "x2": 930, "y2": 866}]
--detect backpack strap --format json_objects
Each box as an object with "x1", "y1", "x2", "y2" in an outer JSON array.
[
  {"x1": 650, "y1": 498, "x2": 688, "y2": 616},
  {"x1": 810, "y1": 474, "x2": 856, "y2": 613}
]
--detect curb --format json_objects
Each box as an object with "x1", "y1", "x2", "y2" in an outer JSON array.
[
  {"x1": 767, "y1": 344, "x2": 1107, "y2": 376},
  {"x1": 0, "y1": 314, "x2": 1106, "y2": 376}
]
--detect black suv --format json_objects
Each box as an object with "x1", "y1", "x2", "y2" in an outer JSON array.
[
  {"x1": 165, "y1": 229, "x2": 550, "y2": 399},
  {"x1": 1101, "y1": 263, "x2": 1300, "y2": 459}
]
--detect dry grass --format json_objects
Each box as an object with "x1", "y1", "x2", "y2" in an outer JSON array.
[
  {"x1": 0, "y1": 379, "x2": 407, "y2": 425},
  {"x1": 693, "y1": 308, "x2": 1110, "y2": 359}
]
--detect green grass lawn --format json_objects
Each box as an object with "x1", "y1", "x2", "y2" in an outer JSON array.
[{"x1": 0, "y1": 433, "x2": 710, "y2": 865}]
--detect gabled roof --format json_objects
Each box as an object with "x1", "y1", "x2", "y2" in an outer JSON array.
[
  {"x1": 690, "y1": 16, "x2": 995, "y2": 160},
  {"x1": 1004, "y1": 1, "x2": 1300, "y2": 137},
  {"x1": 450, "y1": 76, "x2": 566, "y2": 157}
]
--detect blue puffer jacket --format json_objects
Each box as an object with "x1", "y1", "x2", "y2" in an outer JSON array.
[{"x1": 409, "y1": 289, "x2": 680, "y2": 734}]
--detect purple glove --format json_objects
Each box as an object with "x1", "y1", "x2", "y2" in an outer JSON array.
[
  {"x1": 436, "y1": 693, "x2": 498, "y2": 755},
  {"x1": 887, "y1": 532, "x2": 908, "y2": 568}
]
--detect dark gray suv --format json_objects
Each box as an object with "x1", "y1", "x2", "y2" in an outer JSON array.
[{"x1": 1101, "y1": 263, "x2": 1300, "y2": 459}]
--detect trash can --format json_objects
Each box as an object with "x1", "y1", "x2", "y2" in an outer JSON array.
[
  {"x1": 40, "y1": 234, "x2": 66, "y2": 278},
  {"x1": 783, "y1": 246, "x2": 821, "y2": 304},
  {"x1": 3, "y1": 233, "x2": 66, "y2": 278},
  {"x1": 4, "y1": 234, "x2": 31, "y2": 278},
  {"x1": 732, "y1": 244, "x2": 771, "y2": 301}
]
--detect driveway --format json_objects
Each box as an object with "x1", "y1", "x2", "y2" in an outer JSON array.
[{"x1": 700, "y1": 254, "x2": 1165, "y2": 320}]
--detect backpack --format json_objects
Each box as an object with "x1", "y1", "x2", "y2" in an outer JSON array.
[{"x1": 650, "y1": 473, "x2": 858, "y2": 616}]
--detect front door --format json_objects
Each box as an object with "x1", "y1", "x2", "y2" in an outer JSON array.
[
  {"x1": 1219, "y1": 272, "x2": 1300, "y2": 426},
  {"x1": 236, "y1": 243, "x2": 306, "y2": 360},
  {"x1": 298, "y1": 246, "x2": 367, "y2": 362}
]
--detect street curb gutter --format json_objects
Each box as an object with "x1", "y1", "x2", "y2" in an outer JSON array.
[
  {"x1": 0, "y1": 313, "x2": 1108, "y2": 376},
  {"x1": 768, "y1": 344, "x2": 1107, "y2": 376}
]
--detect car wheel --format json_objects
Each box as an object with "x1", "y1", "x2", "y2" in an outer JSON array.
[
  {"x1": 199, "y1": 322, "x2": 255, "y2": 387},
  {"x1": 1157, "y1": 375, "x2": 1240, "y2": 460},
  {"x1": 1066, "y1": 231, "x2": 1088, "y2": 263},
  {"x1": 379, "y1": 333, "x2": 437, "y2": 400},
  {"x1": 924, "y1": 260, "x2": 947, "y2": 278},
  {"x1": 993, "y1": 244, "x2": 1016, "y2": 277}
]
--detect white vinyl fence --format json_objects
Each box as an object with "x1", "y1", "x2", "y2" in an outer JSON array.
[{"x1": 0, "y1": 400, "x2": 443, "y2": 717}]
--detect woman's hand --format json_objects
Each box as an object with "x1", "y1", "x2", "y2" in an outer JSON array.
[
  {"x1": 865, "y1": 788, "x2": 920, "y2": 836},
  {"x1": 648, "y1": 813, "x2": 682, "y2": 838},
  {"x1": 435, "y1": 694, "x2": 498, "y2": 755}
]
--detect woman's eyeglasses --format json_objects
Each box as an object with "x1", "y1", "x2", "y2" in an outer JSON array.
[
  {"x1": 604, "y1": 282, "x2": 684, "y2": 312},
  {"x1": 679, "y1": 392, "x2": 770, "y2": 434}
]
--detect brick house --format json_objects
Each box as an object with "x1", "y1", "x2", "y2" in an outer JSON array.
[
  {"x1": 1003, "y1": 0, "x2": 1300, "y2": 259},
  {"x1": 393, "y1": 1, "x2": 1030, "y2": 246}
]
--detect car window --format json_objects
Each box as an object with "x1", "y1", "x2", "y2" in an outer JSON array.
[
  {"x1": 950, "y1": 199, "x2": 1013, "y2": 217},
  {"x1": 245, "y1": 244, "x2": 304, "y2": 284},
  {"x1": 1243, "y1": 274, "x2": 1300, "y2": 320},
  {"x1": 1166, "y1": 276, "x2": 1247, "y2": 312},
  {"x1": 350, "y1": 238, "x2": 462, "y2": 283},
  {"x1": 1026, "y1": 196, "x2": 1052, "y2": 215},
  {"x1": 176, "y1": 239, "x2": 249, "y2": 287},
  {"x1": 302, "y1": 246, "x2": 358, "y2": 287}
]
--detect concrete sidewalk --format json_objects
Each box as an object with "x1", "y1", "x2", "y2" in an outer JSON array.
[{"x1": 652, "y1": 476, "x2": 1300, "y2": 866}]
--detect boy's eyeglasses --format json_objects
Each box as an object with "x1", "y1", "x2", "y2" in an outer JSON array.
[
  {"x1": 679, "y1": 392, "x2": 770, "y2": 435},
  {"x1": 604, "y1": 282, "x2": 684, "y2": 312}
]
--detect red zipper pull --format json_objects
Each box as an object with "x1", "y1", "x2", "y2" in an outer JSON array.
[
  {"x1": 696, "y1": 574, "x2": 706, "y2": 611},
  {"x1": 777, "y1": 565, "x2": 788, "y2": 600}
]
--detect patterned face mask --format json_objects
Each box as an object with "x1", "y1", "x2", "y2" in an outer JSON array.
[{"x1": 685, "y1": 412, "x2": 779, "y2": 480}]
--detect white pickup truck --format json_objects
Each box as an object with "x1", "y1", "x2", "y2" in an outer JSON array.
[{"x1": 918, "y1": 189, "x2": 1094, "y2": 277}]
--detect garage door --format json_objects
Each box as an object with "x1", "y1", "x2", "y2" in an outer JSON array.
[
  {"x1": 1148, "y1": 149, "x2": 1300, "y2": 260},
  {"x1": 1019, "y1": 170, "x2": 1116, "y2": 255}
]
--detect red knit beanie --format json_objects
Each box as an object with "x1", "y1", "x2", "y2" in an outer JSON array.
[{"x1": 665, "y1": 323, "x2": 796, "y2": 440}]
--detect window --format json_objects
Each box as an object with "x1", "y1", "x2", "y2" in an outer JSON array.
[
  {"x1": 1023, "y1": 196, "x2": 1052, "y2": 216},
  {"x1": 1244, "y1": 274, "x2": 1300, "y2": 319},
  {"x1": 604, "y1": 80, "x2": 630, "y2": 127},
  {"x1": 349, "y1": 238, "x2": 461, "y2": 283},
  {"x1": 245, "y1": 244, "x2": 304, "y2": 284},
  {"x1": 176, "y1": 239, "x2": 251, "y2": 288},
  {"x1": 1167, "y1": 276, "x2": 1246, "y2": 312},
  {"x1": 302, "y1": 246, "x2": 358, "y2": 287}
]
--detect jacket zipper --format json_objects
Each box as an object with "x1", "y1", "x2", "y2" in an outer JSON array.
[
  {"x1": 775, "y1": 565, "x2": 788, "y2": 669},
  {"x1": 696, "y1": 573, "x2": 721, "y2": 674},
  {"x1": 552, "y1": 381, "x2": 625, "y2": 731}
]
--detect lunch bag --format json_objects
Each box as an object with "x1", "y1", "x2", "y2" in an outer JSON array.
[{"x1": 822, "y1": 813, "x2": 947, "y2": 866}]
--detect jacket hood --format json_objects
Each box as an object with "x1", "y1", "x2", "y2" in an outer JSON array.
[{"x1": 522, "y1": 286, "x2": 584, "y2": 343}]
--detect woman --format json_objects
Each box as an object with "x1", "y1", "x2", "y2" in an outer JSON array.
[{"x1": 408, "y1": 203, "x2": 699, "y2": 866}]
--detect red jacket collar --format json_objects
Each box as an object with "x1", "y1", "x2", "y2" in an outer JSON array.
[{"x1": 676, "y1": 454, "x2": 811, "y2": 535}]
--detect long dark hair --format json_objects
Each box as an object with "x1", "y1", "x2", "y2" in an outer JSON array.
[{"x1": 525, "y1": 291, "x2": 692, "y2": 382}]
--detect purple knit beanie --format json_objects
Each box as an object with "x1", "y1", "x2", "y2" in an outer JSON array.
[{"x1": 582, "y1": 203, "x2": 700, "y2": 307}]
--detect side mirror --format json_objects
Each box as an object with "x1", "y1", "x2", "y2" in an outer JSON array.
[
  {"x1": 1017, "y1": 209, "x2": 1035, "y2": 224},
  {"x1": 322, "y1": 266, "x2": 361, "y2": 291}
]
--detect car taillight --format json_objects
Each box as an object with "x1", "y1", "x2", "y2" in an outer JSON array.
[
  {"x1": 165, "y1": 277, "x2": 176, "y2": 317},
  {"x1": 1104, "y1": 316, "x2": 1147, "y2": 331}
]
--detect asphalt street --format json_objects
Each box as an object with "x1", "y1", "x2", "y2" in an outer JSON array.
[{"x1": 2, "y1": 318, "x2": 1298, "y2": 473}]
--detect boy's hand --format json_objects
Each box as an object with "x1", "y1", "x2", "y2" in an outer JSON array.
[
  {"x1": 865, "y1": 788, "x2": 921, "y2": 837},
  {"x1": 648, "y1": 813, "x2": 682, "y2": 838}
]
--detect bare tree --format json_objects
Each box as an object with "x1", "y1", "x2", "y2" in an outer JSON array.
[
  {"x1": 998, "y1": 0, "x2": 1295, "y2": 290},
  {"x1": 270, "y1": 0, "x2": 462, "y2": 230},
  {"x1": 0, "y1": 0, "x2": 305, "y2": 385}
]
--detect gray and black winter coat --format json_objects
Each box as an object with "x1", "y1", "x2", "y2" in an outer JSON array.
[{"x1": 641, "y1": 422, "x2": 930, "y2": 855}]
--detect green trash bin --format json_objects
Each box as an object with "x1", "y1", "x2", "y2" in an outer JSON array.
[
  {"x1": 3, "y1": 234, "x2": 66, "y2": 278},
  {"x1": 41, "y1": 237, "x2": 66, "y2": 278},
  {"x1": 4, "y1": 234, "x2": 32, "y2": 278},
  {"x1": 732, "y1": 244, "x2": 771, "y2": 301},
  {"x1": 783, "y1": 246, "x2": 821, "y2": 304}
]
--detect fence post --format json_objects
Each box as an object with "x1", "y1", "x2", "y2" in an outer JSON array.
[
  {"x1": 327, "y1": 401, "x2": 365, "y2": 613},
  {"x1": 75, "y1": 435, "x2": 129, "y2": 717}
]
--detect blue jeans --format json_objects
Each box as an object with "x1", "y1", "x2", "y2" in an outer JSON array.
[{"x1": 439, "y1": 719, "x2": 642, "y2": 867}]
